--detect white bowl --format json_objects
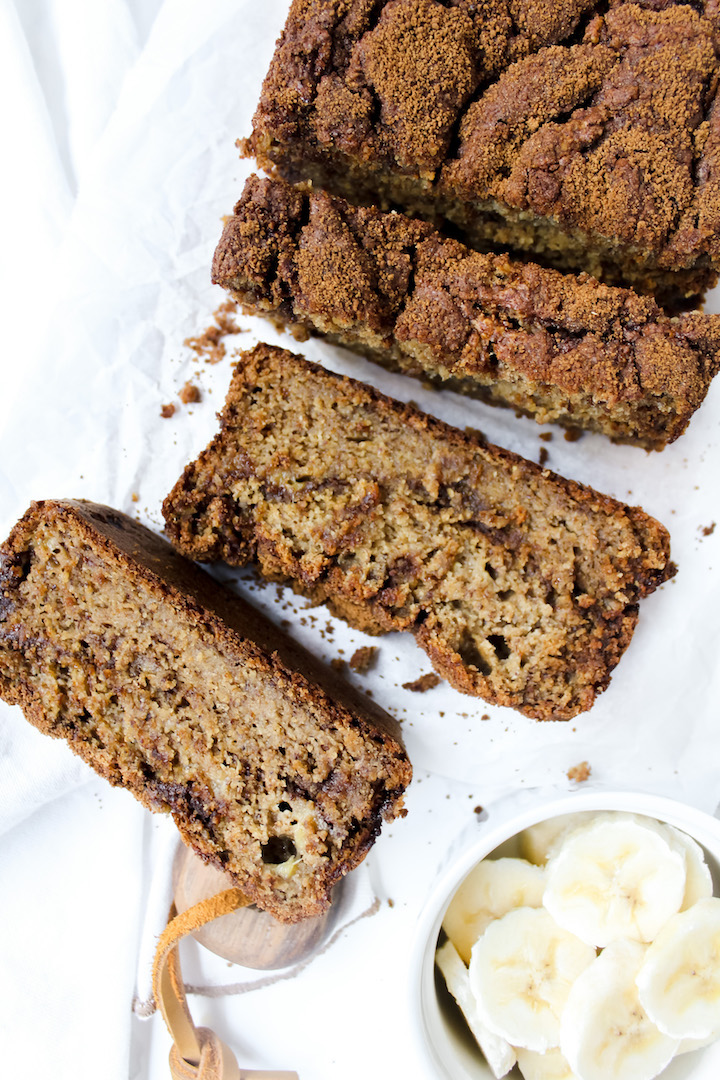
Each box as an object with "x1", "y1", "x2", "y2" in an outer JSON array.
[{"x1": 410, "y1": 790, "x2": 720, "y2": 1080}]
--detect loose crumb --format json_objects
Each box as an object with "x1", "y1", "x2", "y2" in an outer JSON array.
[
  {"x1": 538, "y1": 446, "x2": 549, "y2": 467},
  {"x1": 402, "y1": 672, "x2": 441, "y2": 692},
  {"x1": 160, "y1": 403, "x2": 176, "y2": 419},
  {"x1": 481, "y1": 713, "x2": 490, "y2": 721},
  {"x1": 567, "y1": 761, "x2": 591, "y2": 783},
  {"x1": 330, "y1": 657, "x2": 345, "y2": 673},
  {"x1": 349, "y1": 646, "x2": 378, "y2": 673},
  {"x1": 184, "y1": 299, "x2": 246, "y2": 364},
  {"x1": 131, "y1": 493, "x2": 139, "y2": 503},
  {"x1": 539, "y1": 432, "x2": 553, "y2": 442},
  {"x1": 563, "y1": 427, "x2": 583, "y2": 443},
  {"x1": 179, "y1": 381, "x2": 201, "y2": 404},
  {"x1": 288, "y1": 323, "x2": 310, "y2": 343},
  {"x1": 464, "y1": 425, "x2": 486, "y2": 443},
  {"x1": 473, "y1": 805, "x2": 484, "y2": 815},
  {"x1": 701, "y1": 522, "x2": 716, "y2": 537}
]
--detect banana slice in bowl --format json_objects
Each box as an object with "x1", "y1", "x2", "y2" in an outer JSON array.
[
  {"x1": 560, "y1": 939, "x2": 680, "y2": 1080},
  {"x1": 411, "y1": 790, "x2": 720, "y2": 1080},
  {"x1": 543, "y1": 813, "x2": 687, "y2": 947},
  {"x1": 443, "y1": 857, "x2": 546, "y2": 965},
  {"x1": 636, "y1": 897, "x2": 720, "y2": 1042},
  {"x1": 468, "y1": 907, "x2": 595, "y2": 1053}
]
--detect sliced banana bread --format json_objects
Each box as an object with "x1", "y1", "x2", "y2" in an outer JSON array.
[
  {"x1": 0, "y1": 499, "x2": 411, "y2": 922},
  {"x1": 213, "y1": 176, "x2": 720, "y2": 449},
  {"x1": 162, "y1": 344, "x2": 675, "y2": 721}
]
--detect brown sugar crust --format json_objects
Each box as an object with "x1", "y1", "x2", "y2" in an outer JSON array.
[
  {"x1": 348, "y1": 0, "x2": 478, "y2": 171},
  {"x1": 253, "y1": 0, "x2": 598, "y2": 172},
  {"x1": 0, "y1": 499, "x2": 410, "y2": 922},
  {"x1": 444, "y1": 6, "x2": 719, "y2": 265},
  {"x1": 162, "y1": 343, "x2": 675, "y2": 721},
  {"x1": 249, "y1": 0, "x2": 720, "y2": 300},
  {"x1": 212, "y1": 176, "x2": 720, "y2": 448}
]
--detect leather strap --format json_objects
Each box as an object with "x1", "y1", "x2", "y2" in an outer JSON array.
[{"x1": 152, "y1": 887, "x2": 299, "y2": 1080}]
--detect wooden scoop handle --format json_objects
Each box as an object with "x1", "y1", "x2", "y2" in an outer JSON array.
[{"x1": 152, "y1": 888, "x2": 300, "y2": 1080}]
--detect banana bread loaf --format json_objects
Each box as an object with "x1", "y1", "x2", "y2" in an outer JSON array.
[
  {"x1": 162, "y1": 344, "x2": 675, "y2": 721},
  {"x1": 213, "y1": 175, "x2": 720, "y2": 449},
  {"x1": 0, "y1": 499, "x2": 411, "y2": 922},
  {"x1": 247, "y1": 0, "x2": 720, "y2": 304}
]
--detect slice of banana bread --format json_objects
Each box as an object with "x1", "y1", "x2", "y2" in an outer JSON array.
[
  {"x1": 213, "y1": 176, "x2": 720, "y2": 449},
  {"x1": 162, "y1": 344, "x2": 675, "y2": 721},
  {"x1": 0, "y1": 499, "x2": 411, "y2": 922},
  {"x1": 247, "y1": 0, "x2": 720, "y2": 304}
]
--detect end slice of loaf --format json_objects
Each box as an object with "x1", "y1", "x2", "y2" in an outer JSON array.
[
  {"x1": 163, "y1": 344, "x2": 675, "y2": 721},
  {"x1": 0, "y1": 499, "x2": 411, "y2": 922},
  {"x1": 212, "y1": 176, "x2": 720, "y2": 450}
]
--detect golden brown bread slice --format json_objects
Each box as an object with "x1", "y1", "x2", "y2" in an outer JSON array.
[
  {"x1": 0, "y1": 499, "x2": 411, "y2": 921},
  {"x1": 163, "y1": 343, "x2": 675, "y2": 721}
]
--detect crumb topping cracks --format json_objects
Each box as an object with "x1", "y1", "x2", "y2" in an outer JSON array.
[{"x1": 252, "y1": 0, "x2": 720, "y2": 263}]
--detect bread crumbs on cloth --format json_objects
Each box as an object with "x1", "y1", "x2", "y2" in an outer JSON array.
[
  {"x1": 349, "y1": 646, "x2": 378, "y2": 673},
  {"x1": 402, "y1": 672, "x2": 441, "y2": 692},
  {"x1": 567, "y1": 761, "x2": 592, "y2": 783},
  {"x1": 179, "y1": 381, "x2": 201, "y2": 404},
  {"x1": 184, "y1": 299, "x2": 246, "y2": 365}
]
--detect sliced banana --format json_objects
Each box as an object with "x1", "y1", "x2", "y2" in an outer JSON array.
[
  {"x1": 435, "y1": 939, "x2": 516, "y2": 1079},
  {"x1": 560, "y1": 939, "x2": 680, "y2": 1080},
  {"x1": 636, "y1": 896, "x2": 720, "y2": 1040},
  {"x1": 442, "y1": 857, "x2": 546, "y2": 964},
  {"x1": 677, "y1": 1033, "x2": 718, "y2": 1055},
  {"x1": 628, "y1": 815, "x2": 713, "y2": 911},
  {"x1": 543, "y1": 813, "x2": 686, "y2": 947},
  {"x1": 519, "y1": 814, "x2": 590, "y2": 866},
  {"x1": 667, "y1": 825, "x2": 713, "y2": 910},
  {"x1": 468, "y1": 907, "x2": 595, "y2": 1053},
  {"x1": 515, "y1": 1046, "x2": 580, "y2": 1080}
]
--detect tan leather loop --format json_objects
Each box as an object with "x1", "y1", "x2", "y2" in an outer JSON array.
[
  {"x1": 152, "y1": 886, "x2": 299, "y2": 1080},
  {"x1": 169, "y1": 1027, "x2": 241, "y2": 1080}
]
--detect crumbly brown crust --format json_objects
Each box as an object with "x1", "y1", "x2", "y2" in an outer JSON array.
[
  {"x1": 0, "y1": 499, "x2": 410, "y2": 922},
  {"x1": 212, "y1": 176, "x2": 720, "y2": 448},
  {"x1": 248, "y1": 0, "x2": 720, "y2": 300},
  {"x1": 162, "y1": 343, "x2": 675, "y2": 721}
]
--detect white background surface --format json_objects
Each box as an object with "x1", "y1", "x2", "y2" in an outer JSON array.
[{"x1": 1, "y1": 2, "x2": 719, "y2": 1077}]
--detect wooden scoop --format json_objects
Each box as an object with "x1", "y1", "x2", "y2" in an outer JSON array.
[
  {"x1": 158, "y1": 846, "x2": 343, "y2": 1076},
  {"x1": 172, "y1": 844, "x2": 343, "y2": 970}
]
